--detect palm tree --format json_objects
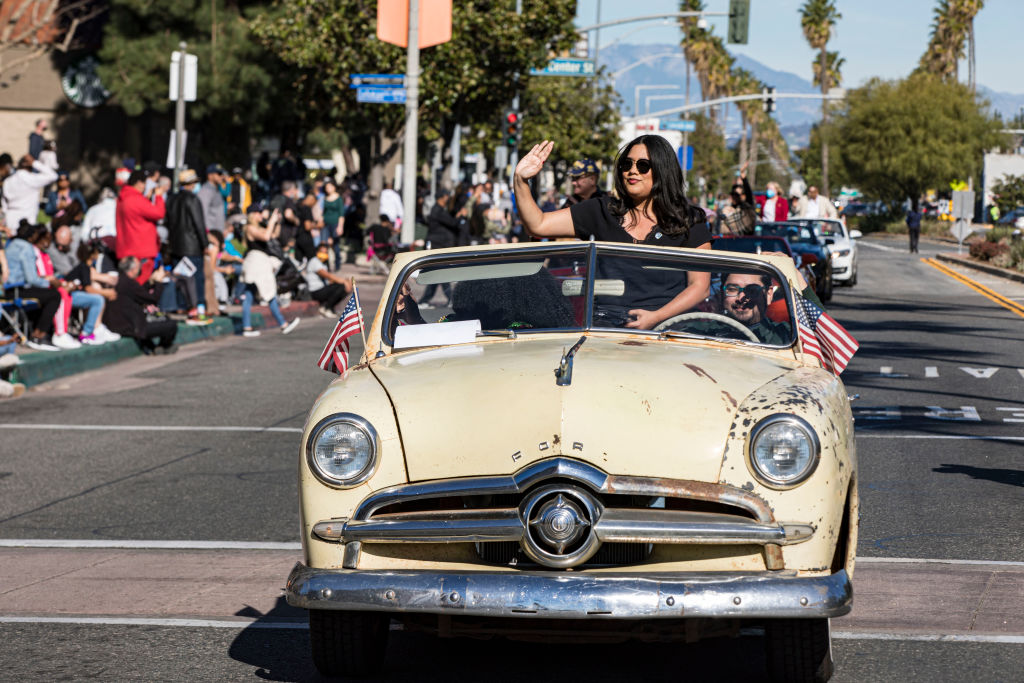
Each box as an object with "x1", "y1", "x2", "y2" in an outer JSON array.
[
  {"x1": 918, "y1": 0, "x2": 984, "y2": 90},
  {"x1": 812, "y1": 51, "x2": 845, "y2": 92},
  {"x1": 800, "y1": 0, "x2": 841, "y2": 198}
]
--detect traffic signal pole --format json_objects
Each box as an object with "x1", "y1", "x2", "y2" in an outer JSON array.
[{"x1": 400, "y1": 0, "x2": 420, "y2": 246}]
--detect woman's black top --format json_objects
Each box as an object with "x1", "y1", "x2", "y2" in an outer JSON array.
[
  {"x1": 569, "y1": 195, "x2": 711, "y2": 247},
  {"x1": 568, "y1": 195, "x2": 711, "y2": 323}
]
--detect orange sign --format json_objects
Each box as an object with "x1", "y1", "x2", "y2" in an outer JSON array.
[{"x1": 377, "y1": 0, "x2": 452, "y2": 49}]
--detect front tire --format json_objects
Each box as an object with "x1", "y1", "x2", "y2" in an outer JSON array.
[
  {"x1": 309, "y1": 609, "x2": 390, "y2": 678},
  {"x1": 764, "y1": 618, "x2": 834, "y2": 682}
]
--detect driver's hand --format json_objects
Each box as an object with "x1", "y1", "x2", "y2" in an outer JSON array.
[
  {"x1": 626, "y1": 308, "x2": 659, "y2": 330},
  {"x1": 514, "y1": 141, "x2": 553, "y2": 183}
]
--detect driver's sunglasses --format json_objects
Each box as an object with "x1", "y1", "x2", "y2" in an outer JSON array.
[
  {"x1": 617, "y1": 158, "x2": 652, "y2": 175},
  {"x1": 724, "y1": 283, "x2": 765, "y2": 298}
]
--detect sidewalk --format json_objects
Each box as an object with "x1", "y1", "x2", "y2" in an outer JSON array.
[{"x1": 3, "y1": 261, "x2": 388, "y2": 389}]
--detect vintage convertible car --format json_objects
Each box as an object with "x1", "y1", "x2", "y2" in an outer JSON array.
[{"x1": 286, "y1": 241, "x2": 857, "y2": 682}]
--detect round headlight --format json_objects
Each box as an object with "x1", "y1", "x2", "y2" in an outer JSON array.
[
  {"x1": 748, "y1": 414, "x2": 819, "y2": 487},
  {"x1": 306, "y1": 414, "x2": 380, "y2": 488}
]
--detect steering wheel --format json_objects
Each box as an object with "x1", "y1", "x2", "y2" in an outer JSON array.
[{"x1": 653, "y1": 312, "x2": 760, "y2": 342}]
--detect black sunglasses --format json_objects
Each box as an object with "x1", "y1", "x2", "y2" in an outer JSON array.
[
  {"x1": 723, "y1": 283, "x2": 766, "y2": 298},
  {"x1": 617, "y1": 158, "x2": 652, "y2": 175}
]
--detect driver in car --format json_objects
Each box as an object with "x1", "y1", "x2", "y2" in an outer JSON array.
[{"x1": 721, "y1": 273, "x2": 791, "y2": 345}]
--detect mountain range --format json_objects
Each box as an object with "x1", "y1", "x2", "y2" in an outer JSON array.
[{"x1": 601, "y1": 43, "x2": 1024, "y2": 149}]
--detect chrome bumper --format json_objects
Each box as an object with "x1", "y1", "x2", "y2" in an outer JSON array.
[{"x1": 285, "y1": 563, "x2": 852, "y2": 619}]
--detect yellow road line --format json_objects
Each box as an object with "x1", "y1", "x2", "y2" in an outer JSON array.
[{"x1": 922, "y1": 258, "x2": 1024, "y2": 319}]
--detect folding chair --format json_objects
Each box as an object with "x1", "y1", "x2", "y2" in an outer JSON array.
[{"x1": 0, "y1": 283, "x2": 40, "y2": 342}]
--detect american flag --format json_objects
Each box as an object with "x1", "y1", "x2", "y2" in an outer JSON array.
[
  {"x1": 317, "y1": 292, "x2": 363, "y2": 375},
  {"x1": 795, "y1": 297, "x2": 859, "y2": 375}
]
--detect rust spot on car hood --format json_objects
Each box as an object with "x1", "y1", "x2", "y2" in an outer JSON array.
[{"x1": 684, "y1": 363, "x2": 717, "y2": 383}]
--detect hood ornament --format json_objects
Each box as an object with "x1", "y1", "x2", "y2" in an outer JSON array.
[{"x1": 554, "y1": 336, "x2": 587, "y2": 387}]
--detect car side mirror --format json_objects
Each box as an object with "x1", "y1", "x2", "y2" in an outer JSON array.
[
  {"x1": 850, "y1": 229, "x2": 862, "y2": 239},
  {"x1": 824, "y1": 238, "x2": 835, "y2": 245}
]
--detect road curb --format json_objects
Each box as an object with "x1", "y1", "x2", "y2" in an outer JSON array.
[
  {"x1": 8, "y1": 313, "x2": 264, "y2": 388},
  {"x1": 935, "y1": 253, "x2": 1024, "y2": 284}
]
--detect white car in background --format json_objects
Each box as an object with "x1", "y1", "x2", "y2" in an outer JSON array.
[{"x1": 791, "y1": 218, "x2": 862, "y2": 287}]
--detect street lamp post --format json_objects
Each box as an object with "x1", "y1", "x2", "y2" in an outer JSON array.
[
  {"x1": 634, "y1": 84, "x2": 679, "y2": 117},
  {"x1": 645, "y1": 93, "x2": 684, "y2": 115}
]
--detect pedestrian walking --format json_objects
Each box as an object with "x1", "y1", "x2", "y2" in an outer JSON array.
[
  {"x1": 906, "y1": 205, "x2": 922, "y2": 253},
  {"x1": 165, "y1": 169, "x2": 211, "y2": 324}
]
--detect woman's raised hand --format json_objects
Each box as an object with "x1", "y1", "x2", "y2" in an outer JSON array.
[{"x1": 514, "y1": 141, "x2": 554, "y2": 182}]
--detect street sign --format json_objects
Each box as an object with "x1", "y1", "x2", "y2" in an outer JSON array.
[
  {"x1": 677, "y1": 145, "x2": 693, "y2": 171},
  {"x1": 952, "y1": 190, "x2": 975, "y2": 220},
  {"x1": 529, "y1": 58, "x2": 595, "y2": 77},
  {"x1": 662, "y1": 120, "x2": 696, "y2": 132},
  {"x1": 169, "y1": 51, "x2": 197, "y2": 102},
  {"x1": 356, "y1": 86, "x2": 407, "y2": 104},
  {"x1": 350, "y1": 73, "x2": 404, "y2": 88}
]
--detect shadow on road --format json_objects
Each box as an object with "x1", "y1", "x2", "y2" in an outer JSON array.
[
  {"x1": 933, "y1": 463, "x2": 1024, "y2": 488},
  {"x1": 227, "y1": 608, "x2": 767, "y2": 682}
]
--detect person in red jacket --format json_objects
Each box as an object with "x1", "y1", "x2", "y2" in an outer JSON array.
[
  {"x1": 761, "y1": 181, "x2": 789, "y2": 222},
  {"x1": 116, "y1": 169, "x2": 166, "y2": 284}
]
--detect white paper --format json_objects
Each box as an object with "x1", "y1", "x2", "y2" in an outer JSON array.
[
  {"x1": 172, "y1": 258, "x2": 197, "y2": 278},
  {"x1": 393, "y1": 320, "x2": 482, "y2": 349},
  {"x1": 166, "y1": 130, "x2": 188, "y2": 169}
]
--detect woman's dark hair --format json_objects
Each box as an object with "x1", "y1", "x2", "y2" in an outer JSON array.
[
  {"x1": 609, "y1": 135, "x2": 703, "y2": 238},
  {"x1": 76, "y1": 240, "x2": 98, "y2": 265},
  {"x1": 15, "y1": 220, "x2": 36, "y2": 240},
  {"x1": 208, "y1": 229, "x2": 225, "y2": 248}
]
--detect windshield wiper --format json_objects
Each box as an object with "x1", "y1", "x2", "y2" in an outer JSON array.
[
  {"x1": 477, "y1": 329, "x2": 518, "y2": 339},
  {"x1": 554, "y1": 335, "x2": 587, "y2": 386}
]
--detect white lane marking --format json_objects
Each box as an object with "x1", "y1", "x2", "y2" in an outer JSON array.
[
  {"x1": 881, "y1": 366, "x2": 893, "y2": 374},
  {"x1": 0, "y1": 617, "x2": 1018, "y2": 643},
  {"x1": 996, "y1": 407, "x2": 1024, "y2": 423},
  {"x1": 0, "y1": 616, "x2": 307, "y2": 630},
  {"x1": 0, "y1": 424, "x2": 303, "y2": 433},
  {"x1": 1020, "y1": 369, "x2": 1024, "y2": 380},
  {"x1": 960, "y1": 367, "x2": 999, "y2": 379},
  {"x1": 832, "y1": 631, "x2": 1024, "y2": 644},
  {"x1": 857, "y1": 434, "x2": 1024, "y2": 441},
  {"x1": 857, "y1": 557, "x2": 1024, "y2": 567},
  {"x1": 925, "y1": 366, "x2": 939, "y2": 378},
  {"x1": 923, "y1": 406, "x2": 981, "y2": 421},
  {"x1": 857, "y1": 241, "x2": 904, "y2": 252},
  {"x1": 0, "y1": 539, "x2": 301, "y2": 550}
]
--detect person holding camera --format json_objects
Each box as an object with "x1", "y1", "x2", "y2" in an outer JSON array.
[{"x1": 103, "y1": 256, "x2": 178, "y2": 354}]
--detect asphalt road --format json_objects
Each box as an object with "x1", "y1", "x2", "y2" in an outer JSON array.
[{"x1": 0, "y1": 235, "x2": 1021, "y2": 681}]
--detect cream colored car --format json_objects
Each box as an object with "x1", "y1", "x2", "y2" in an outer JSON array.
[{"x1": 287, "y1": 241, "x2": 857, "y2": 682}]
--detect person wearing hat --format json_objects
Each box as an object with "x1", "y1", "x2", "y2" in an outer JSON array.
[
  {"x1": 166, "y1": 168, "x2": 211, "y2": 324},
  {"x1": 198, "y1": 163, "x2": 227, "y2": 234},
  {"x1": 560, "y1": 158, "x2": 605, "y2": 210}
]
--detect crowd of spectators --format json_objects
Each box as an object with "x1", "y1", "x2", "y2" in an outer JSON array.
[{"x1": 0, "y1": 122, "x2": 405, "y2": 398}]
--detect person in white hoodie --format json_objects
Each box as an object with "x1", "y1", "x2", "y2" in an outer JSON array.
[{"x1": 1, "y1": 154, "x2": 58, "y2": 228}]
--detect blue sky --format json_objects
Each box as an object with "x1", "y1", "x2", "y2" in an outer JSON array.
[{"x1": 575, "y1": 0, "x2": 1022, "y2": 94}]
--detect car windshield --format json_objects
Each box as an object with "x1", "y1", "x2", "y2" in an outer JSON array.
[
  {"x1": 385, "y1": 245, "x2": 796, "y2": 348},
  {"x1": 758, "y1": 223, "x2": 819, "y2": 245},
  {"x1": 712, "y1": 236, "x2": 792, "y2": 256},
  {"x1": 798, "y1": 219, "x2": 844, "y2": 238}
]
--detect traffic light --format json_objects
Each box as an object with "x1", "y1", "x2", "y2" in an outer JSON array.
[
  {"x1": 763, "y1": 86, "x2": 776, "y2": 113},
  {"x1": 728, "y1": 0, "x2": 750, "y2": 44},
  {"x1": 503, "y1": 108, "x2": 521, "y2": 148}
]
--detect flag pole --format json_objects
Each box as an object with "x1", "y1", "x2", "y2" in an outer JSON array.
[{"x1": 351, "y1": 277, "x2": 368, "y2": 349}]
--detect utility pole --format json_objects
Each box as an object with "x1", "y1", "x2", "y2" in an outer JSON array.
[
  {"x1": 400, "y1": 0, "x2": 420, "y2": 246},
  {"x1": 509, "y1": 0, "x2": 523, "y2": 175},
  {"x1": 173, "y1": 41, "x2": 187, "y2": 193}
]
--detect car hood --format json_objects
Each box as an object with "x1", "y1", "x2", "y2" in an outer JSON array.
[{"x1": 370, "y1": 335, "x2": 798, "y2": 484}]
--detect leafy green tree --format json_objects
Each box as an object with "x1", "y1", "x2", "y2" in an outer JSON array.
[
  {"x1": 688, "y1": 113, "x2": 733, "y2": 200},
  {"x1": 836, "y1": 75, "x2": 1003, "y2": 210},
  {"x1": 798, "y1": 122, "x2": 848, "y2": 192},
  {"x1": 96, "y1": 0, "x2": 286, "y2": 162},
  {"x1": 991, "y1": 174, "x2": 1024, "y2": 212},
  {"x1": 800, "y1": 0, "x2": 841, "y2": 198},
  {"x1": 251, "y1": 0, "x2": 579, "y2": 200},
  {"x1": 518, "y1": 70, "x2": 622, "y2": 188}
]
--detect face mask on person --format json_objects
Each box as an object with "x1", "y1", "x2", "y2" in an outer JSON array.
[
  {"x1": 766, "y1": 189, "x2": 776, "y2": 198},
  {"x1": 317, "y1": 252, "x2": 329, "y2": 263}
]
